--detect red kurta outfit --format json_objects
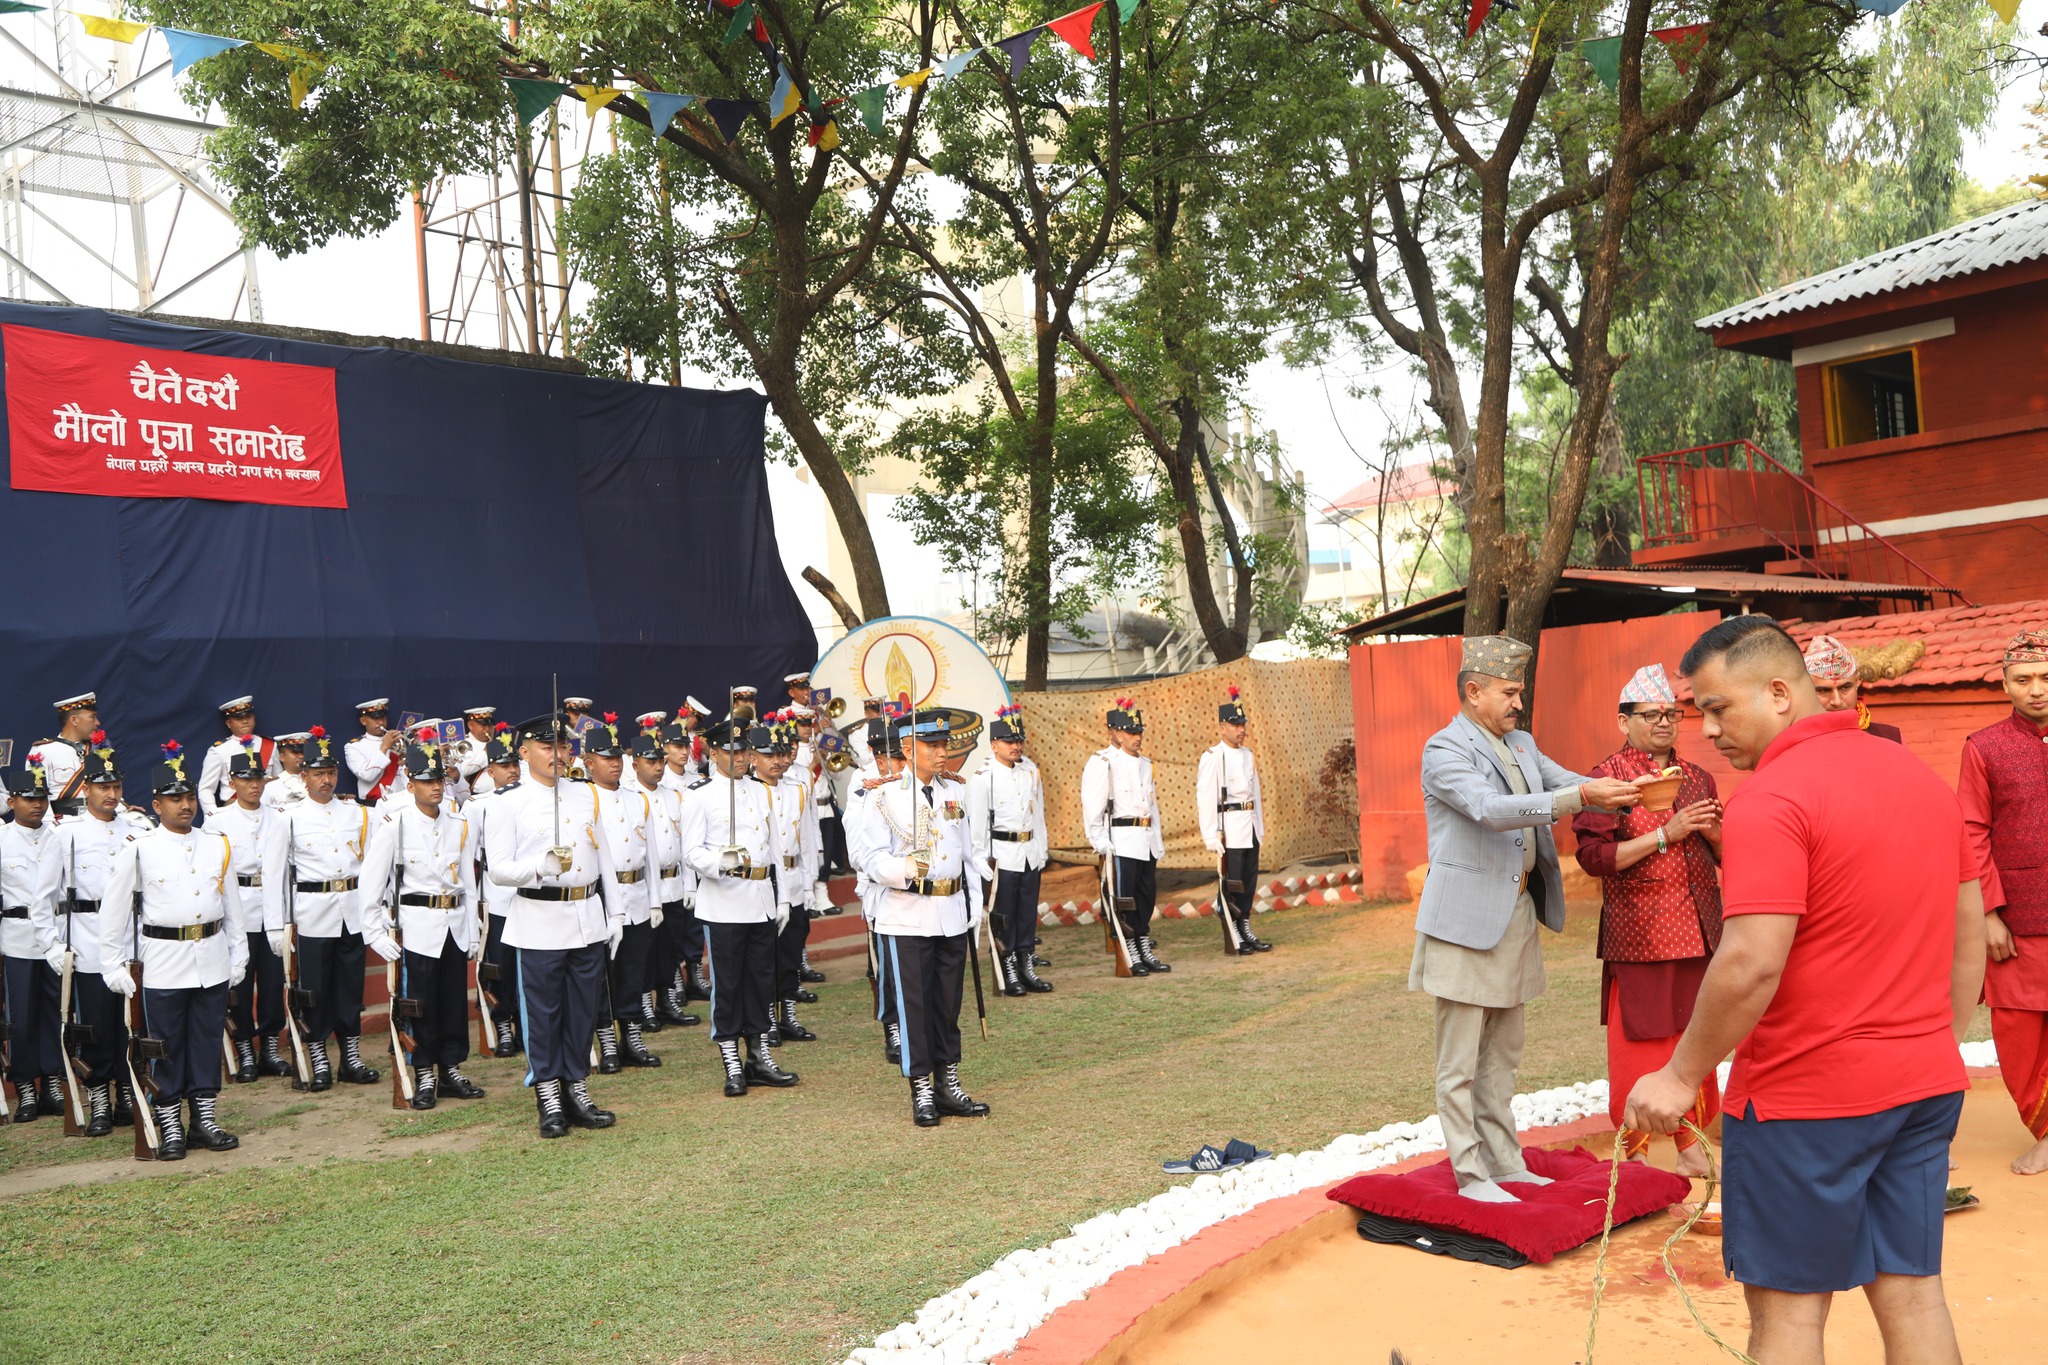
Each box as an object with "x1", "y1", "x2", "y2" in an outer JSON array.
[
  {"x1": 1573, "y1": 744, "x2": 1724, "y2": 1153},
  {"x1": 1959, "y1": 710, "x2": 2048, "y2": 1138}
]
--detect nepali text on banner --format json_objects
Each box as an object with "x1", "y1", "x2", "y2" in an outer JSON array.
[{"x1": 2, "y1": 323, "x2": 347, "y2": 509}]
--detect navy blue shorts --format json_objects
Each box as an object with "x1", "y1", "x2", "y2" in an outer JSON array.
[{"x1": 1721, "y1": 1090, "x2": 1964, "y2": 1293}]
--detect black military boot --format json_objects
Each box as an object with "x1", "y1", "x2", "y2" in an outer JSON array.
[
  {"x1": 1137, "y1": 936, "x2": 1172, "y2": 973},
  {"x1": 11, "y1": 1078, "x2": 39, "y2": 1123},
  {"x1": 258, "y1": 1035, "x2": 293, "y2": 1078},
  {"x1": 660, "y1": 983, "x2": 700, "y2": 1028},
  {"x1": 308, "y1": 1040, "x2": 334, "y2": 1092},
  {"x1": 492, "y1": 1020, "x2": 519, "y2": 1057},
  {"x1": 685, "y1": 961, "x2": 711, "y2": 1002},
  {"x1": 718, "y1": 1038, "x2": 747, "y2": 1098},
  {"x1": 777, "y1": 1000, "x2": 816, "y2": 1043},
  {"x1": 910, "y1": 1073, "x2": 940, "y2": 1128},
  {"x1": 154, "y1": 1101, "x2": 188, "y2": 1160},
  {"x1": 595, "y1": 1024, "x2": 622, "y2": 1075},
  {"x1": 1017, "y1": 951, "x2": 1054, "y2": 993},
  {"x1": 745, "y1": 1034, "x2": 798, "y2": 1088},
  {"x1": 620, "y1": 1022, "x2": 662, "y2": 1067},
  {"x1": 1239, "y1": 912, "x2": 1273, "y2": 952},
  {"x1": 40, "y1": 1076, "x2": 65, "y2": 1114},
  {"x1": 410, "y1": 1064, "x2": 438, "y2": 1110},
  {"x1": 112, "y1": 1082, "x2": 134, "y2": 1127},
  {"x1": 799, "y1": 949, "x2": 826, "y2": 984},
  {"x1": 337, "y1": 1036, "x2": 380, "y2": 1085},
  {"x1": 440, "y1": 1065, "x2": 485, "y2": 1099},
  {"x1": 566, "y1": 1079, "x2": 615, "y2": 1129},
  {"x1": 85, "y1": 1082, "x2": 113, "y2": 1138},
  {"x1": 536, "y1": 1078, "x2": 569, "y2": 1139},
  {"x1": 883, "y1": 1021, "x2": 902, "y2": 1067},
  {"x1": 1001, "y1": 952, "x2": 1026, "y2": 997},
  {"x1": 936, "y1": 1063, "x2": 990, "y2": 1117},
  {"x1": 233, "y1": 1039, "x2": 258, "y2": 1083},
  {"x1": 637, "y1": 990, "x2": 663, "y2": 1033},
  {"x1": 188, "y1": 1095, "x2": 240, "y2": 1150}
]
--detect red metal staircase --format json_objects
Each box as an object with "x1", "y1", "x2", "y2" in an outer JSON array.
[{"x1": 1634, "y1": 440, "x2": 1970, "y2": 608}]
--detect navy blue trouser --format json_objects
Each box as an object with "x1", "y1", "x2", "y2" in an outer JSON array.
[
  {"x1": 705, "y1": 920, "x2": 776, "y2": 1042},
  {"x1": 603, "y1": 921, "x2": 653, "y2": 1023},
  {"x1": 70, "y1": 971, "x2": 126, "y2": 1085},
  {"x1": 399, "y1": 939, "x2": 471, "y2": 1068},
  {"x1": 2, "y1": 954, "x2": 62, "y2": 1081},
  {"x1": 139, "y1": 981, "x2": 228, "y2": 1103},
  {"x1": 880, "y1": 931, "x2": 966, "y2": 1078},
  {"x1": 481, "y1": 912, "x2": 521, "y2": 1041},
  {"x1": 993, "y1": 867, "x2": 1043, "y2": 957},
  {"x1": 228, "y1": 931, "x2": 287, "y2": 1042},
  {"x1": 517, "y1": 943, "x2": 604, "y2": 1085},
  {"x1": 296, "y1": 931, "x2": 366, "y2": 1043}
]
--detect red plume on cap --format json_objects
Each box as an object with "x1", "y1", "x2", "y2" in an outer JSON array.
[
  {"x1": 308, "y1": 726, "x2": 327, "y2": 739},
  {"x1": 161, "y1": 740, "x2": 181, "y2": 756},
  {"x1": 416, "y1": 725, "x2": 435, "y2": 742},
  {"x1": 494, "y1": 721, "x2": 511, "y2": 734},
  {"x1": 603, "y1": 711, "x2": 618, "y2": 724},
  {"x1": 90, "y1": 729, "x2": 106, "y2": 746},
  {"x1": 1227, "y1": 685, "x2": 1240, "y2": 699},
  {"x1": 26, "y1": 750, "x2": 41, "y2": 765}
]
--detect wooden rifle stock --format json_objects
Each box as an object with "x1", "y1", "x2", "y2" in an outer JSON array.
[
  {"x1": 1098, "y1": 855, "x2": 1136, "y2": 978},
  {"x1": 124, "y1": 961, "x2": 160, "y2": 1161}
]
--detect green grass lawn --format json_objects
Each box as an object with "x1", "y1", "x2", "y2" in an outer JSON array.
[{"x1": 1, "y1": 895, "x2": 1975, "y2": 1365}]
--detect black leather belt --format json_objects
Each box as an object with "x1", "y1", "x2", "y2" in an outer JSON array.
[
  {"x1": 1217, "y1": 801, "x2": 1253, "y2": 812},
  {"x1": 143, "y1": 921, "x2": 223, "y2": 941},
  {"x1": 991, "y1": 830, "x2": 1031, "y2": 842},
  {"x1": 295, "y1": 877, "x2": 359, "y2": 893},
  {"x1": 237, "y1": 873, "x2": 263, "y2": 887},
  {"x1": 399, "y1": 893, "x2": 458, "y2": 909},
  {"x1": 614, "y1": 869, "x2": 645, "y2": 885},
  {"x1": 903, "y1": 876, "x2": 961, "y2": 896},
  {"x1": 1110, "y1": 816, "x2": 1151, "y2": 827},
  {"x1": 518, "y1": 885, "x2": 594, "y2": 902},
  {"x1": 61, "y1": 898, "x2": 99, "y2": 913},
  {"x1": 0, "y1": 905, "x2": 27, "y2": 919}
]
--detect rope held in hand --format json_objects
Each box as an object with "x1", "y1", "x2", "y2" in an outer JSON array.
[{"x1": 1585, "y1": 1119, "x2": 1760, "y2": 1365}]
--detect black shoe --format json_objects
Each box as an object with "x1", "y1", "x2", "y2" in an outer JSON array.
[
  {"x1": 777, "y1": 1003, "x2": 816, "y2": 1043},
  {"x1": 595, "y1": 1024, "x2": 622, "y2": 1075},
  {"x1": 795, "y1": 987, "x2": 819, "y2": 1004},
  {"x1": 684, "y1": 962, "x2": 711, "y2": 1002},
  {"x1": 188, "y1": 1096, "x2": 240, "y2": 1150},
  {"x1": 112, "y1": 1084, "x2": 134, "y2": 1127},
  {"x1": 1018, "y1": 953, "x2": 1055, "y2": 993},
  {"x1": 40, "y1": 1076, "x2": 65, "y2": 1113},
  {"x1": 258, "y1": 1037, "x2": 294, "y2": 1078},
  {"x1": 11, "y1": 1082, "x2": 39, "y2": 1123},
  {"x1": 719, "y1": 1039, "x2": 747, "y2": 1098},
  {"x1": 882, "y1": 1021, "x2": 901, "y2": 1068},
  {"x1": 910, "y1": 1074, "x2": 940, "y2": 1128},
  {"x1": 658, "y1": 989, "x2": 699, "y2": 1027},
  {"x1": 745, "y1": 1035, "x2": 799, "y2": 1087},
  {"x1": 233, "y1": 1039, "x2": 258, "y2": 1084},
  {"x1": 337, "y1": 1037, "x2": 380, "y2": 1085},
  {"x1": 935, "y1": 1063, "x2": 989, "y2": 1117},
  {"x1": 1242, "y1": 922, "x2": 1273, "y2": 952},
  {"x1": 1137, "y1": 936, "x2": 1172, "y2": 973},
  {"x1": 800, "y1": 966, "x2": 827, "y2": 984},
  {"x1": 1126, "y1": 957, "x2": 1151, "y2": 977},
  {"x1": 154, "y1": 1102, "x2": 187, "y2": 1160},
  {"x1": 536, "y1": 1079, "x2": 569, "y2": 1139},
  {"x1": 1033, "y1": 954, "x2": 1051, "y2": 968},
  {"x1": 441, "y1": 1066, "x2": 486, "y2": 1099},
  {"x1": 492, "y1": 1021, "x2": 519, "y2": 1058},
  {"x1": 85, "y1": 1083, "x2": 112, "y2": 1138},
  {"x1": 1001, "y1": 952, "x2": 1026, "y2": 997},
  {"x1": 620, "y1": 1023, "x2": 662, "y2": 1068},
  {"x1": 566, "y1": 1079, "x2": 615, "y2": 1129},
  {"x1": 410, "y1": 1066, "x2": 439, "y2": 1110},
  {"x1": 639, "y1": 990, "x2": 665, "y2": 1033},
  {"x1": 309, "y1": 1041, "x2": 334, "y2": 1092}
]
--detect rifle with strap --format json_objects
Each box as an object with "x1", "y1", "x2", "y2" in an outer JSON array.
[
  {"x1": 473, "y1": 803, "x2": 497, "y2": 1056},
  {"x1": 281, "y1": 823, "x2": 314, "y2": 1089},
  {"x1": 1213, "y1": 754, "x2": 1244, "y2": 954},
  {"x1": 57, "y1": 833, "x2": 89, "y2": 1133},
  {"x1": 1097, "y1": 761, "x2": 1136, "y2": 976},
  {"x1": 123, "y1": 848, "x2": 162, "y2": 1160},
  {"x1": 387, "y1": 810, "x2": 419, "y2": 1109}
]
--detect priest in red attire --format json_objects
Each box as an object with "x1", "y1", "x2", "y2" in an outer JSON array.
[
  {"x1": 1960, "y1": 627, "x2": 2048, "y2": 1175},
  {"x1": 1573, "y1": 662, "x2": 1724, "y2": 1178}
]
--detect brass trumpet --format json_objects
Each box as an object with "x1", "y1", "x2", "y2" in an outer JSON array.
[
  {"x1": 825, "y1": 750, "x2": 852, "y2": 772},
  {"x1": 826, "y1": 695, "x2": 847, "y2": 719}
]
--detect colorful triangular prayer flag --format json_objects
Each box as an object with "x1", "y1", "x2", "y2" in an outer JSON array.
[
  {"x1": 1852, "y1": 0, "x2": 1908, "y2": 13},
  {"x1": 1046, "y1": 3, "x2": 1106, "y2": 59},
  {"x1": 80, "y1": 15, "x2": 148, "y2": 43},
  {"x1": 644, "y1": 91, "x2": 694, "y2": 136},
  {"x1": 768, "y1": 63, "x2": 801, "y2": 126},
  {"x1": 895, "y1": 67, "x2": 933, "y2": 88},
  {"x1": 288, "y1": 67, "x2": 309, "y2": 109},
  {"x1": 507, "y1": 78, "x2": 570, "y2": 127},
  {"x1": 722, "y1": 0, "x2": 758, "y2": 46},
  {"x1": 1580, "y1": 35, "x2": 1621, "y2": 90},
  {"x1": 1650, "y1": 23, "x2": 1710, "y2": 74},
  {"x1": 1466, "y1": 0, "x2": 1492, "y2": 37},
  {"x1": 1115, "y1": 0, "x2": 1140, "y2": 18},
  {"x1": 0, "y1": 3, "x2": 47, "y2": 13},
  {"x1": 160, "y1": 26, "x2": 245, "y2": 76},
  {"x1": 852, "y1": 84, "x2": 888, "y2": 134},
  {"x1": 808, "y1": 118, "x2": 840, "y2": 151},
  {"x1": 937, "y1": 48, "x2": 979, "y2": 78},
  {"x1": 1988, "y1": 0, "x2": 2018, "y2": 18},
  {"x1": 704, "y1": 96, "x2": 753, "y2": 142},
  {"x1": 996, "y1": 28, "x2": 1040, "y2": 78},
  {"x1": 574, "y1": 84, "x2": 623, "y2": 117}
]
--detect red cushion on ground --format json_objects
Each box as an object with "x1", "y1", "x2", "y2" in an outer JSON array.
[{"x1": 1326, "y1": 1145, "x2": 1690, "y2": 1264}]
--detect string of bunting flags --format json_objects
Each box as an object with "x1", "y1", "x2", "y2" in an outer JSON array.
[{"x1": 20, "y1": 0, "x2": 1143, "y2": 151}]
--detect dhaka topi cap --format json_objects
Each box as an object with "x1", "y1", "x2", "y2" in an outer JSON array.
[
  {"x1": 1219, "y1": 684, "x2": 1247, "y2": 724},
  {"x1": 218, "y1": 695, "x2": 255, "y2": 717},
  {"x1": 1803, "y1": 634, "x2": 1858, "y2": 685},
  {"x1": 151, "y1": 740, "x2": 194, "y2": 796},
  {"x1": 1460, "y1": 635, "x2": 1531, "y2": 681},
  {"x1": 227, "y1": 737, "x2": 267, "y2": 780},
  {"x1": 1619, "y1": 663, "x2": 1677, "y2": 707},
  {"x1": 1107, "y1": 697, "x2": 1144, "y2": 734},
  {"x1": 302, "y1": 726, "x2": 340, "y2": 769},
  {"x1": 2004, "y1": 629, "x2": 2048, "y2": 665}
]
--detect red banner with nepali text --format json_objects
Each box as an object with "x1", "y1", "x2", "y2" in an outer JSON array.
[{"x1": 2, "y1": 323, "x2": 347, "y2": 508}]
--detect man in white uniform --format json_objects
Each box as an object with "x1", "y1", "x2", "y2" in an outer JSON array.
[
  {"x1": 208, "y1": 740, "x2": 291, "y2": 1082},
  {"x1": 2, "y1": 757, "x2": 59, "y2": 1120},
  {"x1": 265, "y1": 732, "x2": 312, "y2": 811},
  {"x1": 583, "y1": 714, "x2": 663, "y2": 1073},
  {"x1": 469, "y1": 728, "x2": 524, "y2": 1056},
  {"x1": 31, "y1": 692, "x2": 100, "y2": 818},
  {"x1": 198, "y1": 696, "x2": 277, "y2": 817},
  {"x1": 345, "y1": 698, "x2": 406, "y2": 803},
  {"x1": 448, "y1": 706, "x2": 497, "y2": 790},
  {"x1": 1197, "y1": 685, "x2": 1273, "y2": 956},
  {"x1": 631, "y1": 718, "x2": 698, "y2": 1031},
  {"x1": 965, "y1": 704, "x2": 1051, "y2": 995},
  {"x1": 1081, "y1": 699, "x2": 1169, "y2": 976}
]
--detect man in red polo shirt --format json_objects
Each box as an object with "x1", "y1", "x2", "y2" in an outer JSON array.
[{"x1": 1625, "y1": 615, "x2": 1983, "y2": 1365}]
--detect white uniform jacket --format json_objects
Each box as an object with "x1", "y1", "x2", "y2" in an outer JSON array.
[
  {"x1": 101, "y1": 826, "x2": 246, "y2": 990},
  {"x1": 483, "y1": 777, "x2": 620, "y2": 952},
  {"x1": 852, "y1": 775, "x2": 985, "y2": 938},
  {"x1": 467, "y1": 784, "x2": 519, "y2": 922},
  {"x1": 679, "y1": 772, "x2": 777, "y2": 925},
  {"x1": 1081, "y1": 747, "x2": 1165, "y2": 861},
  {"x1": 768, "y1": 771, "x2": 820, "y2": 908},
  {"x1": 206, "y1": 800, "x2": 273, "y2": 950},
  {"x1": 198, "y1": 735, "x2": 279, "y2": 816},
  {"x1": 264, "y1": 769, "x2": 309, "y2": 811},
  {"x1": 633, "y1": 771, "x2": 685, "y2": 906},
  {"x1": 1196, "y1": 743, "x2": 1265, "y2": 852},
  {"x1": 27, "y1": 739, "x2": 83, "y2": 808},
  {"x1": 590, "y1": 782, "x2": 654, "y2": 927},
  {"x1": 262, "y1": 796, "x2": 370, "y2": 938},
  {"x1": 33, "y1": 809, "x2": 145, "y2": 973},
  {"x1": 964, "y1": 756, "x2": 1048, "y2": 874},
  {"x1": 359, "y1": 800, "x2": 479, "y2": 957},
  {"x1": 345, "y1": 732, "x2": 406, "y2": 801},
  {"x1": 0, "y1": 820, "x2": 48, "y2": 958}
]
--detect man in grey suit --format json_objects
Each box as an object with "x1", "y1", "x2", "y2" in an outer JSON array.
[{"x1": 1413, "y1": 634, "x2": 1647, "y2": 1202}]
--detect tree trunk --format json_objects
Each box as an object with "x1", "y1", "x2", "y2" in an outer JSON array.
[
  {"x1": 762, "y1": 372, "x2": 892, "y2": 622},
  {"x1": 1167, "y1": 396, "x2": 1249, "y2": 664},
  {"x1": 1020, "y1": 335, "x2": 1061, "y2": 692},
  {"x1": 1460, "y1": 172, "x2": 1520, "y2": 639}
]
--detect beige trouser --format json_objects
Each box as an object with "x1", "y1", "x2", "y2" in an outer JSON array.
[{"x1": 1434, "y1": 997, "x2": 1529, "y2": 1188}]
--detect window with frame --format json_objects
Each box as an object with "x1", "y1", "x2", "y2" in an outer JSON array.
[{"x1": 1822, "y1": 346, "x2": 1921, "y2": 447}]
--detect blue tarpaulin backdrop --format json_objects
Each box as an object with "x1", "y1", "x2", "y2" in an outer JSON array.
[{"x1": 0, "y1": 303, "x2": 815, "y2": 804}]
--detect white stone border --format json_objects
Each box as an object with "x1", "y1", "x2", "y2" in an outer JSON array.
[{"x1": 843, "y1": 1043, "x2": 2001, "y2": 1365}]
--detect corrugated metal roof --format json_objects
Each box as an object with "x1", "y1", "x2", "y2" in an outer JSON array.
[{"x1": 1697, "y1": 197, "x2": 2048, "y2": 332}]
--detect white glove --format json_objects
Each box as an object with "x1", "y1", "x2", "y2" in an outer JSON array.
[
  {"x1": 44, "y1": 945, "x2": 69, "y2": 973},
  {"x1": 606, "y1": 920, "x2": 625, "y2": 957},
  {"x1": 230, "y1": 961, "x2": 249, "y2": 987},
  {"x1": 368, "y1": 936, "x2": 402, "y2": 963},
  {"x1": 967, "y1": 905, "x2": 985, "y2": 933},
  {"x1": 650, "y1": 904, "x2": 665, "y2": 929},
  {"x1": 1203, "y1": 837, "x2": 1223, "y2": 854},
  {"x1": 542, "y1": 849, "x2": 568, "y2": 876},
  {"x1": 468, "y1": 940, "x2": 481, "y2": 962},
  {"x1": 775, "y1": 904, "x2": 791, "y2": 934},
  {"x1": 267, "y1": 930, "x2": 287, "y2": 959},
  {"x1": 104, "y1": 968, "x2": 137, "y2": 998}
]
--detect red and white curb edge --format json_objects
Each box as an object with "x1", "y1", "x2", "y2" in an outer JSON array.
[{"x1": 1038, "y1": 866, "x2": 1366, "y2": 927}]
